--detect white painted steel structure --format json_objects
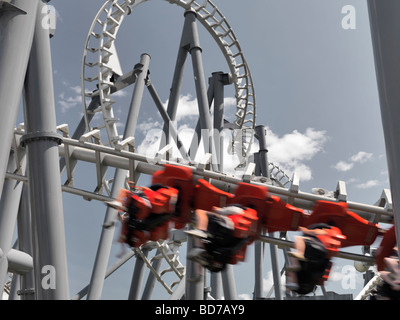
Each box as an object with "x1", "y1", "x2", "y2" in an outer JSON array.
[{"x1": 0, "y1": 0, "x2": 398, "y2": 300}]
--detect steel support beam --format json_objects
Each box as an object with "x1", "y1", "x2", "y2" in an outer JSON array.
[
  {"x1": 0, "y1": 0, "x2": 38, "y2": 196},
  {"x1": 253, "y1": 240, "x2": 264, "y2": 299},
  {"x1": 212, "y1": 72, "x2": 230, "y2": 172},
  {"x1": 16, "y1": 185, "x2": 35, "y2": 300},
  {"x1": 86, "y1": 53, "x2": 151, "y2": 300},
  {"x1": 221, "y1": 264, "x2": 237, "y2": 300},
  {"x1": 0, "y1": 151, "x2": 26, "y2": 295},
  {"x1": 22, "y1": 0, "x2": 69, "y2": 299},
  {"x1": 185, "y1": 231, "x2": 204, "y2": 300},
  {"x1": 128, "y1": 249, "x2": 149, "y2": 300},
  {"x1": 268, "y1": 232, "x2": 282, "y2": 300},
  {"x1": 185, "y1": 11, "x2": 218, "y2": 170},
  {"x1": 146, "y1": 80, "x2": 191, "y2": 161},
  {"x1": 141, "y1": 249, "x2": 163, "y2": 300},
  {"x1": 7, "y1": 249, "x2": 33, "y2": 275},
  {"x1": 161, "y1": 13, "x2": 189, "y2": 147},
  {"x1": 368, "y1": 0, "x2": 400, "y2": 253},
  {"x1": 188, "y1": 75, "x2": 215, "y2": 162},
  {"x1": 255, "y1": 125, "x2": 270, "y2": 179},
  {"x1": 210, "y1": 271, "x2": 222, "y2": 300}
]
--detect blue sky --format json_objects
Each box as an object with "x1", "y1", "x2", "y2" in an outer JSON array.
[{"x1": 23, "y1": 0, "x2": 391, "y2": 299}]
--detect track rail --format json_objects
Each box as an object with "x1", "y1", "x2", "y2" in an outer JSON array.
[{"x1": 11, "y1": 125, "x2": 394, "y2": 223}]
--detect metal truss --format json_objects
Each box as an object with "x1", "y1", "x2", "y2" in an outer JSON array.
[{"x1": 1, "y1": 0, "x2": 399, "y2": 301}]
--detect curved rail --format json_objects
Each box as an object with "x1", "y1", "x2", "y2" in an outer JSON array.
[{"x1": 81, "y1": 0, "x2": 256, "y2": 156}]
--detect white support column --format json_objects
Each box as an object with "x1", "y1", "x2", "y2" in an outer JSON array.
[
  {"x1": 368, "y1": 0, "x2": 400, "y2": 252},
  {"x1": 0, "y1": 0, "x2": 38, "y2": 196}
]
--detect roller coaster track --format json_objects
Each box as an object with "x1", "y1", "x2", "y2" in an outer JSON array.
[
  {"x1": 79, "y1": 0, "x2": 258, "y2": 297},
  {"x1": 7, "y1": 124, "x2": 395, "y2": 299},
  {"x1": 2, "y1": 0, "x2": 393, "y2": 300},
  {"x1": 81, "y1": 0, "x2": 256, "y2": 156}
]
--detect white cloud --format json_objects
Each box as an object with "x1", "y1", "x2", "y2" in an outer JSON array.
[
  {"x1": 162, "y1": 94, "x2": 237, "y2": 122},
  {"x1": 58, "y1": 83, "x2": 82, "y2": 113},
  {"x1": 137, "y1": 119, "x2": 162, "y2": 132},
  {"x1": 264, "y1": 127, "x2": 327, "y2": 181},
  {"x1": 350, "y1": 151, "x2": 373, "y2": 163},
  {"x1": 334, "y1": 151, "x2": 374, "y2": 172},
  {"x1": 238, "y1": 293, "x2": 252, "y2": 300},
  {"x1": 57, "y1": 83, "x2": 127, "y2": 115},
  {"x1": 356, "y1": 179, "x2": 380, "y2": 189},
  {"x1": 334, "y1": 160, "x2": 354, "y2": 172},
  {"x1": 163, "y1": 94, "x2": 199, "y2": 121},
  {"x1": 135, "y1": 95, "x2": 327, "y2": 181}
]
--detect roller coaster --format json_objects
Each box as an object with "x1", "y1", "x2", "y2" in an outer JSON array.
[{"x1": 0, "y1": 0, "x2": 399, "y2": 300}]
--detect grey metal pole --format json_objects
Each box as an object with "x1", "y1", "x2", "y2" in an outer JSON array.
[
  {"x1": 8, "y1": 273, "x2": 20, "y2": 300},
  {"x1": 7, "y1": 248, "x2": 33, "y2": 275},
  {"x1": 210, "y1": 272, "x2": 222, "y2": 300},
  {"x1": 87, "y1": 53, "x2": 151, "y2": 300},
  {"x1": 0, "y1": 152, "x2": 26, "y2": 295},
  {"x1": 213, "y1": 72, "x2": 226, "y2": 134},
  {"x1": 221, "y1": 264, "x2": 237, "y2": 300},
  {"x1": 146, "y1": 81, "x2": 191, "y2": 160},
  {"x1": 22, "y1": 0, "x2": 69, "y2": 299},
  {"x1": 16, "y1": 185, "x2": 35, "y2": 300},
  {"x1": 268, "y1": 232, "x2": 282, "y2": 300},
  {"x1": 0, "y1": 0, "x2": 38, "y2": 196},
  {"x1": 141, "y1": 249, "x2": 163, "y2": 300},
  {"x1": 185, "y1": 234, "x2": 204, "y2": 300},
  {"x1": 212, "y1": 72, "x2": 228, "y2": 171},
  {"x1": 368, "y1": 0, "x2": 400, "y2": 253},
  {"x1": 254, "y1": 240, "x2": 264, "y2": 299},
  {"x1": 255, "y1": 125, "x2": 270, "y2": 179},
  {"x1": 186, "y1": 11, "x2": 218, "y2": 170},
  {"x1": 188, "y1": 76, "x2": 215, "y2": 161},
  {"x1": 124, "y1": 54, "x2": 151, "y2": 136},
  {"x1": 161, "y1": 17, "x2": 190, "y2": 147},
  {"x1": 128, "y1": 249, "x2": 148, "y2": 300},
  {"x1": 254, "y1": 126, "x2": 269, "y2": 299}
]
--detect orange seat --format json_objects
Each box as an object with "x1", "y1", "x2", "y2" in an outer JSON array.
[
  {"x1": 228, "y1": 207, "x2": 259, "y2": 239},
  {"x1": 231, "y1": 183, "x2": 269, "y2": 203},
  {"x1": 152, "y1": 164, "x2": 195, "y2": 228},
  {"x1": 229, "y1": 183, "x2": 268, "y2": 236},
  {"x1": 313, "y1": 226, "x2": 347, "y2": 257},
  {"x1": 118, "y1": 185, "x2": 178, "y2": 247},
  {"x1": 142, "y1": 186, "x2": 178, "y2": 214},
  {"x1": 262, "y1": 195, "x2": 305, "y2": 233},
  {"x1": 227, "y1": 206, "x2": 258, "y2": 264},
  {"x1": 193, "y1": 179, "x2": 234, "y2": 211},
  {"x1": 117, "y1": 188, "x2": 151, "y2": 219},
  {"x1": 303, "y1": 201, "x2": 379, "y2": 247}
]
